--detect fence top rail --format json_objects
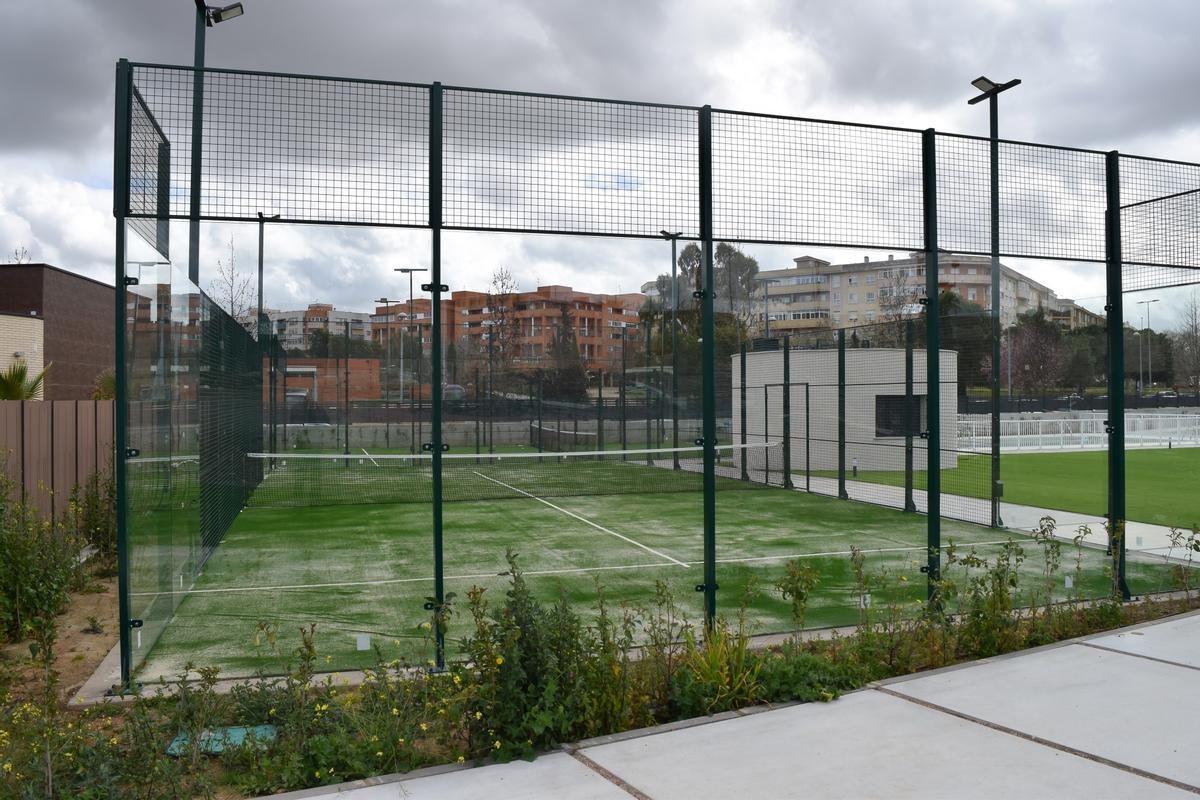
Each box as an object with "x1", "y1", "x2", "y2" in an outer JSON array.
[{"x1": 122, "y1": 60, "x2": 1200, "y2": 171}]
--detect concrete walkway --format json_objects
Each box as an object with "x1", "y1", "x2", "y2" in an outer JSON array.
[
  {"x1": 265, "y1": 609, "x2": 1200, "y2": 799},
  {"x1": 796, "y1": 473, "x2": 1189, "y2": 562}
]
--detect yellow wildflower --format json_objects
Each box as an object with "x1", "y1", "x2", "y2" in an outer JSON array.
[
  {"x1": 474, "y1": 711, "x2": 482, "y2": 720},
  {"x1": 495, "y1": 656, "x2": 504, "y2": 666},
  {"x1": 419, "y1": 723, "x2": 428, "y2": 732},
  {"x1": 493, "y1": 740, "x2": 501, "y2": 750},
  {"x1": 376, "y1": 751, "x2": 384, "y2": 757},
  {"x1": 457, "y1": 755, "x2": 465, "y2": 763},
  {"x1": 392, "y1": 708, "x2": 400, "y2": 716}
]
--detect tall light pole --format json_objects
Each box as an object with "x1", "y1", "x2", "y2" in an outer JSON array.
[
  {"x1": 189, "y1": 1, "x2": 245, "y2": 285},
  {"x1": 396, "y1": 267, "x2": 428, "y2": 454},
  {"x1": 256, "y1": 211, "x2": 279, "y2": 341},
  {"x1": 969, "y1": 74, "x2": 1021, "y2": 530},
  {"x1": 376, "y1": 297, "x2": 395, "y2": 449},
  {"x1": 1139, "y1": 299, "x2": 1159, "y2": 394},
  {"x1": 659, "y1": 230, "x2": 682, "y2": 468}
]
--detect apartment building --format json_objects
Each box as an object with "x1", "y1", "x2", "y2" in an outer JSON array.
[
  {"x1": 757, "y1": 252, "x2": 1097, "y2": 335},
  {"x1": 261, "y1": 304, "x2": 373, "y2": 351},
  {"x1": 371, "y1": 285, "x2": 644, "y2": 374}
]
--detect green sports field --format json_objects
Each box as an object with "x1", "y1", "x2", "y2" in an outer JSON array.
[
  {"x1": 805, "y1": 447, "x2": 1199, "y2": 530},
  {"x1": 132, "y1": 453, "x2": 1184, "y2": 681}
]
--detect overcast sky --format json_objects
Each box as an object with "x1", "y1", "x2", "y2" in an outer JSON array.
[{"x1": 1, "y1": 0, "x2": 1197, "y2": 328}]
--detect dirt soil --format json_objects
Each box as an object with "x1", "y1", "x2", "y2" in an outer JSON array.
[{"x1": 1, "y1": 569, "x2": 119, "y2": 698}]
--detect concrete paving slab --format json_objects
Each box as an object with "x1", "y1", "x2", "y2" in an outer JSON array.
[
  {"x1": 888, "y1": 643, "x2": 1200, "y2": 789},
  {"x1": 1085, "y1": 611, "x2": 1200, "y2": 669},
  {"x1": 269, "y1": 753, "x2": 631, "y2": 800},
  {"x1": 581, "y1": 690, "x2": 1189, "y2": 800}
]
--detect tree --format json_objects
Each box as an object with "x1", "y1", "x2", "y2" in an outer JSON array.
[
  {"x1": 486, "y1": 267, "x2": 524, "y2": 383},
  {"x1": 7, "y1": 245, "x2": 30, "y2": 264},
  {"x1": 543, "y1": 303, "x2": 587, "y2": 400},
  {"x1": 0, "y1": 361, "x2": 49, "y2": 400},
  {"x1": 714, "y1": 243, "x2": 760, "y2": 330},
  {"x1": 1007, "y1": 308, "x2": 1063, "y2": 398},
  {"x1": 207, "y1": 236, "x2": 255, "y2": 323},
  {"x1": 1171, "y1": 290, "x2": 1200, "y2": 392}
]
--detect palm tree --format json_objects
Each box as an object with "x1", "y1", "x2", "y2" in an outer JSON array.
[
  {"x1": 92, "y1": 368, "x2": 116, "y2": 400},
  {"x1": 0, "y1": 361, "x2": 50, "y2": 400}
]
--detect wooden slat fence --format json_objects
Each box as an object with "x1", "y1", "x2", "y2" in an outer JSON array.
[{"x1": 0, "y1": 400, "x2": 114, "y2": 519}]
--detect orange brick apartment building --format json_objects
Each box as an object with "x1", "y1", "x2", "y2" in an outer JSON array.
[{"x1": 371, "y1": 285, "x2": 645, "y2": 373}]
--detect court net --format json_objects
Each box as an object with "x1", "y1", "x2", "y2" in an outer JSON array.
[
  {"x1": 528, "y1": 422, "x2": 598, "y2": 451},
  {"x1": 245, "y1": 443, "x2": 779, "y2": 508}
]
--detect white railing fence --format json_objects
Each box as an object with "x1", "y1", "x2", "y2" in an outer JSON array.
[{"x1": 957, "y1": 413, "x2": 1200, "y2": 452}]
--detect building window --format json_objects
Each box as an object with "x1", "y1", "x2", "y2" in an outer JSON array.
[
  {"x1": 866, "y1": 273, "x2": 875, "y2": 284},
  {"x1": 832, "y1": 276, "x2": 841, "y2": 288},
  {"x1": 876, "y1": 395, "x2": 926, "y2": 438},
  {"x1": 866, "y1": 292, "x2": 875, "y2": 303},
  {"x1": 848, "y1": 293, "x2": 857, "y2": 304},
  {"x1": 832, "y1": 292, "x2": 840, "y2": 304},
  {"x1": 968, "y1": 288, "x2": 978, "y2": 302},
  {"x1": 865, "y1": 311, "x2": 876, "y2": 322},
  {"x1": 968, "y1": 267, "x2": 978, "y2": 275},
  {"x1": 847, "y1": 276, "x2": 857, "y2": 286}
]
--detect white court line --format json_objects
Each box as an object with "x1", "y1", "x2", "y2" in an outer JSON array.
[
  {"x1": 131, "y1": 540, "x2": 1032, "y2": 598},
  {"x1": 471, "y1": 470, "x2": 691, "y2": 568},
  {"x1": 360, "y1": 448, "x2": 381, "y2": 467},
  {"x1": 129, "y1": 561, "x2": 674, "y2": 597}
]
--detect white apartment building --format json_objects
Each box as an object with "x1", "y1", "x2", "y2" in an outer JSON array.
[
  {"x1": 252, "y1": 303, "x2": 373, "y2": 351},
  {"x1": 757, "y1": 253, "x2": 1101, "y2": 336}
]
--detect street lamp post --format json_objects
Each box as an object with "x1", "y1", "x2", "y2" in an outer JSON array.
[
  {"x1": 396, "y1": 268, "x2": 428, "y2": 454},
  {"x1": 969, "y1": 74, "x2": 1021, "y2": 530},
  {"x1": 659, "y1": 231, "x2": 682, "y2": 469},
  {"x1": 189, "y1": 1, "x2": 245, "y2": 285},
  {"x1": 1138, "y1": 300, "x2": 1159, "y2": 395},
  {"x1": 376, "y1": 297, "x2": 395, "y2": 449},
  {"x1": 256, "y1": 212, "x2": 279, "y2": 342}
]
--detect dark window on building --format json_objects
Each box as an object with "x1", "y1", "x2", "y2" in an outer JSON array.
[{"x1": 875, "y1": 394, "x2": 925, "y2": 438}]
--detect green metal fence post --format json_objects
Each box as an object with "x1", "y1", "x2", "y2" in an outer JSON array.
[
  {"x1": 1105, "y1": 151, "x2": 1131, "y2": 600},
  {"x1": 923, "y1": 128, "x2": 942, "y2": 603},
  {"x1": 597, "y1": 369, "x2": 605, "y2": 456},
  {"x1": 805, "y1": 383, "x2": 811, "y2": 492},
  {"x1": 645, "y1": 322, "x2": 653, "y2": 464},
  {"x1": 699, "y1": 105, "x2": 718, "y2": 628},
  {"x1": 428, "y1": 81, "x2": 447, "y2": 667},
  {"x1": 988, "y1": 98, "x2": 1004, "y2": 530},
  {"x1": 782, "y1": 336, "x2": 793, "y2": 489},
  {"x1": 904, "y1": 319, "x2": 917, "y2": 512},
  {"x1": 620, "y1": 330, "x2": 627, "y2": 456},
  {"x1": 114, "y1": 57, "x2": 133, "y2": 689},
  {"x1": 837, "y1": 329, "x2": 848, "y2": 500},
  {"x1": 739, "y1": 342, "x2": 748, "y2": 481},
  {"x1": 343, "y1": 320, "x2": 350, "y2": 465}
]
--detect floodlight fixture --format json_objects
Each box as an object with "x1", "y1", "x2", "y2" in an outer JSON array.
[
  {"x1": 968, "y1": 75, "x2": 1021, "y2": 105},
  {"x1": 205, "y1": 2, "x2": 245, "y2": 26},
  {"x1": 659, "y1": 230, "x2": 683, "y2": 240}
]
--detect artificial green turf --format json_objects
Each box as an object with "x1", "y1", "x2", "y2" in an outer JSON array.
[
  {"x1": 135, "y1": 469, "x2": 1183, "y2": 681},
  {"x1": 804, "y1": 448, "x2": 1199, "y2": 530}
]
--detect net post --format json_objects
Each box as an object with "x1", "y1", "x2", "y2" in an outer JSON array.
[
  {"x1": 1105, "y1": 150, "x2": 1130, "y2": 600},
  {"x1": 474, "y1": 366, "x2": 481, "y2": 462},
  {"x1": 782, "y1": 336, "x2": 793, "y2": 489},
  {"x1": 699, "y1": 105, "x2": 718, "y2": 629},
  {"x1": 837, "y1": 329, "x2": 848, "y2": 500},
  {"x1": 113, "y1": 57, "x2": 133, "y2": 690},
  {"x1": 429, "y1": 80, "x2": 447, "y2": 668},
  {"x1": 923, "y1": 128, "x2": 942, "y2": 605},
  {"x1": 739, "y1": 342, "x2": 748, "y2": 481},
  {"x1": 904, "y1": 319, "x2": 916, "y2": 512}
]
